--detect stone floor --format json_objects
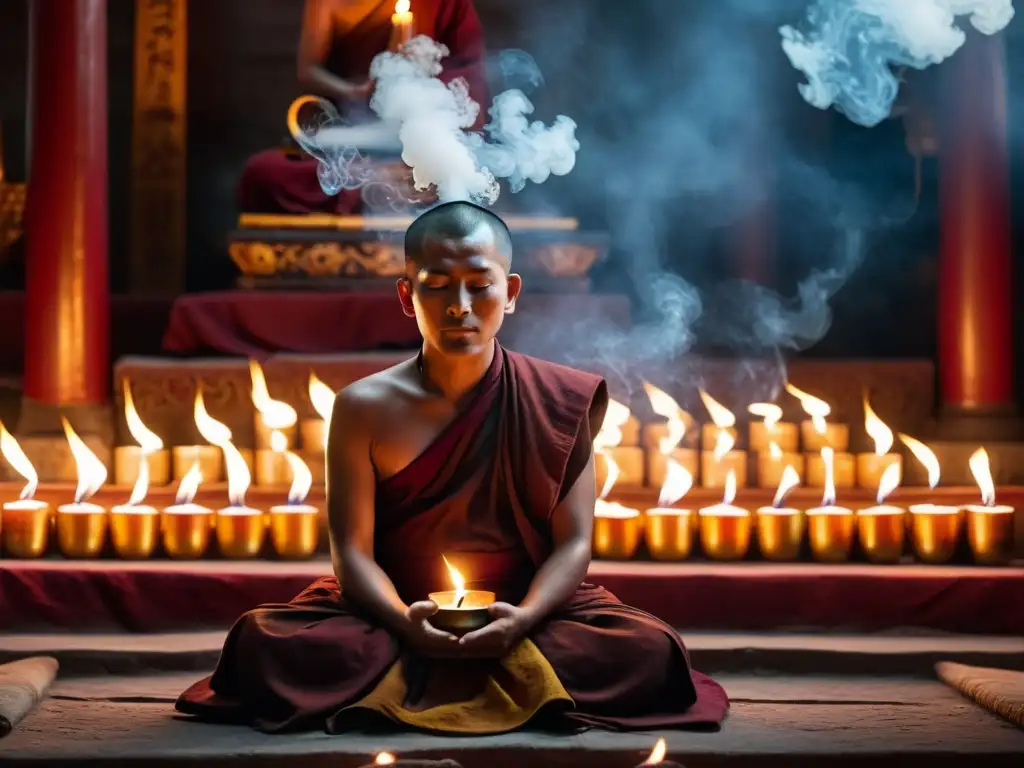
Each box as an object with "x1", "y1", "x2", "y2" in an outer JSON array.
[{"x1": 3, "y1": 673, "x2": 1023, "y2": 767}]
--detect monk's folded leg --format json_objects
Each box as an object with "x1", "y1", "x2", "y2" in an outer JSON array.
[
  {"x1": 177, "y1": 581, "x2": 400, "y2": 732},
  {"x1": 236, "y1": 148, "x2": 362, "y2": 214}
]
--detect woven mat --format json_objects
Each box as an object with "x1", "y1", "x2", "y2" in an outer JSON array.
[
  {"x1": 0, "y1": 657, "x2": 59, "y2": 738},
  {"x1": 936, "y1": 662, "x2": 1024, "y2": 729}
]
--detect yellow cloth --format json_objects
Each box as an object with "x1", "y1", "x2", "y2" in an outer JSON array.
[
  {"x1": 936, "y1": 662, "x2": 1024, "y2": 729},
  {"x1": 340, "y1": 638, "x2": 572, "y2": 734}
]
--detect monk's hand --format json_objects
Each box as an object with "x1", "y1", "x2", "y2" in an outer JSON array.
[
  {"x1": 403, "y1": 600, "x2": 461, "y2": 658},
  {"x1": 456, "y1": 602, "x2": 530, "y2": 658}
]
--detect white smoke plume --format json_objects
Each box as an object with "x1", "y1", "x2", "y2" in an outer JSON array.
[
  {"x1": 293, "y1": 35, "x2": 579, "y2": 207},
  {"x1": 780, "y1": 0, "x2": 1015, "y2": 126}
]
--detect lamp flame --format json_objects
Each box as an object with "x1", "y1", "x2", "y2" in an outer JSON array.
[
  {"x1": 898, "y1": 433, "x2": 940, "y2": 489},
  {"x1": 175, "y1": 462, "x2": 203, "y2": 505},
  {"x1": 249, "y1": 360, "x2": 297, "y2": 430},
  {"x1": 768, "y1": 441, "x2": 783, "y2": 461},
  {"x1": 713, "y1": 429, "x2": 736, "y2": 461},
  {"x1": 309, "y1": 372, "x2": 335, "y2": 449},
  {"x1": 594, "y1": 399, "x2": 630, "y2": 450},
  {"x1": 863, "y1": 395, "x2": 893, "y2": 455},
  {"x1": 643, "y1": 381, "x2": 688, "y2": 453},
  {"x1": 658, "y1": 459, "x2": 693, "y2": 507},
  {"x1": 123, "y1": 379, "x2": 163, "y2": 453},
  {"x1": 722, "y1": 468, "x2": 737, "y2": 506},
  {"x1": 968, "y1": 447, "x2": 995, "y2": 507},
  {"x1": 375, "y1": 753, "x2": 396, "y2": 766},
  {"x1": 773, "y1": 465, "x2": 801, "y2": 508},
  {"x1": 786, "y1": 383, "x2": 831, "y2": 434},
  {"x1": 127, "y1": 453, "x2": 150, "y2": 506},
  {"x1": 598, "y1": 450, "x2": 620, "y2": 500},
  {"x1": 194, "y1": 389, "x2": 232, "y2": 446},
  {"x1": 394, "y1": 0, "x2": 409, "y2": 14},
  {"x1": 820, "y1": 446, "x2": 836, "y2": 507},
  {"x1": 223, "y1": 441, "x2": 251, "y2": 507},
  {"x1": 442, "y1": 554, "x2": 466, "y2": 607},
  {"x1": 701, "y1": 390, "x2": 735, "y2": 460},
  {"x1": 0, "y1": 420, "x2": 38, "y2": 500},
  {"x1": 273, "y1": 428, "x2": 313, "y2": 505},
  {"x1": 63, "y1": 417, "x2": 108, "y2": 504},
  {"x1": 876, "y1": 462, "x2": 901, "y2": 505},
  {"x1": 748, "y1": 402, "x2": 782, "y2": 431},
  {"x1": 642, "y1": 738, "x2": 666, "y2": 764}
]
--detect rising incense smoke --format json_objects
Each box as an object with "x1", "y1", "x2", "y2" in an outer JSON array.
[{"x1": 780, "y1": 0, "x2": 1015, "y2": 126}]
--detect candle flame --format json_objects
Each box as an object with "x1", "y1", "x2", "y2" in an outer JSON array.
[
  {"x1": 768, "y1": 441, "x2": 782, "y2": 460},
  {"x1": 270, "y1": 430, "x2": 287, "y2": 453},
  {"x1": 309, "y1": 372, "x2": 335, "y2": 449},
  {"x1": 594, "y1": 399, "x2": 630, "y2": 450},
  {"x1": 394, "y1": 0, "x2": 409, "y2": 14},
  {"x1": 968, "y1": 447, "x2": 995, "y2": 506},
  {"x1": 863, "y1": 395, "x2": 893, "y2": 455},
  {"x1": 658, "y1": 458, "x2": 693, "y2": 507},
  {"x1": 223, "y1": 441, "x2": 251, "y2": 507},
  {"x1": 820, "y1": 446, "x2": 836, "y2": 507},
  {"x1": 194, "y1": 388, "x2": 232, "y2": 446},
  {"x1": 123, "y1": 379, "x2": 163, "y2": 453},
  {"x1": 63, "y1": 417, "x2": 108, "y2": 504},
  {"x1": 127, "y1": 453, "x2": 150, "y2": 506},
  {"x1": 597, "y1": 450, "x2": 620, "y2": 499},
  {"x1": 442, "y1": 554, "x2": 466, "y2": 606},
  {"x1": 642, "y1": 738, "x2": 666, "y2": 764},
  {"x1": 748, "y1": 402, "x2": 782, "y2": 430},
  {"x1": 0, "y1": 421, "x2": 38, "y2": 500},
  {"x1": 699, "y1": 389, "x2": 736, "y2": 428},
  {"x1": 773, "y1": 465, "x2": 801, "y2": 508},
  {"x1": 898, "y1": 433, "x2": 940, "y2": 489},
  {"x1": 643, "y1": 381, "x2": 688, "y2": 453},
  {"x1": 269, "y1": 428, "x2": 312, "y2": 504},
  {"x1": 175, "y1": 461, "x2": 204, "y2": 505},
  {"x1": 375, "y1": 753, "x2": 396, "y2": 766},
  {"x1": 713, "y1": 429, "x2": 735, "y2": 461},
  {"x1": 250, "y1": 360, "x2": 297, "y2": 430},
  {"x1": 786, "y1": 382, "x2": 830, "y2": 434},
  {"x1": 722, "y1": 468, "x2": 737, "y2": 505},
  {"x1": 876, "y1": 461, "x2": 901, "y2": 505}
]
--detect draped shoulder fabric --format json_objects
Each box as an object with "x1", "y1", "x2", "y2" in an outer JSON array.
[
  {"x1": 238, "y1": 0, "x2": 489, "y2": 214},
  {"x1": 176, "y1": 345, "x2": 729, "y2": 733}
]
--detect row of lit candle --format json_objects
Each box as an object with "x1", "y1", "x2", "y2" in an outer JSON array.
[
  {"x1": 367, "y1": 736, "x2": 672, "y2": 767},
  {"x1": 594, "y1": 444, "x2": 1017, "y2": 565}
]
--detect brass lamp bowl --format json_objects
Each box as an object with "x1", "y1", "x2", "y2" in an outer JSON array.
[
  {"x1": 806, "y1": 508, "x2": 855, "y2": 563},
  {"x1": 1, "y1": 501, "x2": 51, "y2": 558},
  {"x1": 856, "y1": 506, "x2": 905, "y2": 564},
  {"x1": 110, "y1": 506, "x2": 160, "y2": 559},
  {"x1": 964, "y1": 505, "x2": 1015, "y2": 566},
  {"x1": 56, "y1": 505, "x2": 108, "y2": 559},
  {"x1": 269, "y1": 505, "x2": 321, "y2": 560},
  {"x1": 644, "y1": 508, "x2": 694, "y2": 561},
  {"x1": 592, "y1": 508, "x2": 643, "y2": 560},
  {"x1": 216, "y1": 508, "x2": 267, "y2": 559},
  {"x1": 161, "y1": 507, "x2": 213, "y2": 559},
  {"x1": 427, "y1": 590, "x2": 496, "y2": 634},
  {"x1": 698, "y1": 507, "x2": 752, "y2": 562},
  {"x1": 909, "y1": 505, "x2": 962, "y2": 564},
  {"x1": 756, "y1": 507, "x2": 804, "y2": 562}
]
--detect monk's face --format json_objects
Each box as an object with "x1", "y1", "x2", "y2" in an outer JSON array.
[{"x1": 398, "y1": 231, "x2": 521, "y2": 357}]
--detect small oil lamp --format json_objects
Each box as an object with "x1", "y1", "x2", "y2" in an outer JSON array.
[
  {"x1": 856, "y1": 462, "x2": 905, "y2": 564},
  {"x1": 0, "y1": 421, "x2": 50, "y2": 558},
  {"x1": 857, "y1": 395, "x2": 901, "y2": 490},
  {"x1": 161, "y1": 462, "x2": 213, "y2": 560},
  {"x1": 594, "y1": 399, "x2": 643, "y2": 489},
  {"x1": 964, "y1": 447, "x2": 1015, "y2": 565},
  {"x1": 251, "y1": 359, "x2": 298, "y2": 485},
  {"x1": 642, "y1": 381, "x2": 697, "y2": 488},
  {"x1": 699, "y1": 390, "x2": 746, "y2": 489},
  {"x1": 269, "y1": 430, "x2": 320, "y2": 559},
  {"x1": 758, "y1": 439, "x2": 804, "y2": 489},
  {"x1": 428, "y1": 555, "x2": 494, "y2": 634},
  {"x1": 110, "y1": 452, "x2": 160, "y2": 559},
  {"x1": 636, "y1": 737, "x2": 684, "y2": 768},
  {"x1": 592, "y1": 452, "x2": 643, "y2": 559},
  {"x1": 698, "y1": 469, "x2": 751, "y2": 561},
  {"x1": 787, "y1": 382, "x2": 849, "y2": 452},
  {"x1": 748, "y1": 402, "x2": 798, "y2": 453},
  {"x1": 805, "y1": 447, "x2": 855, "y2": 562},
  {"x1": 114, "y1": 379, "x2": 170, "y2": 487},
  {"x1": 57, "y1": 418, "x2": 110, "y2": 559},
  {"x1": 216, "y1": 439, "x2": 266, "y2": 559},
  {"x1": 301, "y1": 371, "x2": 335, "y2": 453},
  {"x1": 756, "y1": 465, "x2": 804, "y2": 561},
  {"x1": 902, "y1": 433, "x2": 961, "y2": 564},
  {"x1": 645, "y1": 459, "x2": 695, "y2": 560},
  {"x1": 172, "y1": 389, "x2": 226, "y2": 482},
  {"x1": 390, "y1": 0, "x2": 415, "y2": 48}
]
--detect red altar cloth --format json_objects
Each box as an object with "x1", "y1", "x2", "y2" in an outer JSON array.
[
  {"x1": 162, "y1": 292, "x2": 630, "y2": 355},
  {"x1": 2, "y1": 560, "x2": 1021, "y2": 635}
]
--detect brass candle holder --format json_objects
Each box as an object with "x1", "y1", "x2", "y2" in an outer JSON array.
[
  {"x1": 56, "y1": 504, "x2": 108, "y2": 559},
  {"x1": 698, "y1": 506, "x2": 752, "y2": 561},
  {"x1": 909, "y1": 504, "x2": 962, "y2": 564},
  {"x1": 161, "y1": 504, "x2": 213, "y2": 559},
  {"x1": 427, "y1": 589, "x2": 495, "y2": 634},
  {"x1": 110, "y1": 504, "x2": 160, "y2": 559},
  {"x1": 1, "y1": 499, "x2": 50, "y2": 558},
  {"x1": 216, "y1": 506, "x2": 267, "y2": 559},
  {"x1": 644, "y1": 508, "x2": 694, "y2": 560},
  {"x1": 964, "y1": 505, "x2": 1015, "y2": 565},
  {"x1": 593, "y1": 501, "x2": 643, "y2": 559},
  {"x1": 806, "y1": 507, "x2": 855, "y2": 563},
  {"x1": 756, "y1": 507, "x2": 804, "y2": 561},
  {"x1": 269, "y1": 504, "x2": 320, "y2": 559},
  {"x1": 856, "y1": 506, "x2": 905, "y2": 564}
]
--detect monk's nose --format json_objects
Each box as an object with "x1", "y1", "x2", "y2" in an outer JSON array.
[{"x1": 447, "y1": 286, "x2": 471, "y2": 318}]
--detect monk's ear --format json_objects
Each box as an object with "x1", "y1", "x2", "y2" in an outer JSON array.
[
  {"x1": 505, "y1": 273, "x2": 522, "y2": 314},
  {"x1": 396, "y1": 277, "x2": 416, "y2": 317}
]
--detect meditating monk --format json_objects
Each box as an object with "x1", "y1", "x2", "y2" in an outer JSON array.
[
  {"x1": 176, "y1": 201, "x2": 729, "y2": 734},
  {"x1": 240, "y1": 0, "x2": 488, "y2": 214}
]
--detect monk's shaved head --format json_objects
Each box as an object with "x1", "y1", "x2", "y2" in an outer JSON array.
[{"x1": 404, "y1": 201, "x2": 513, "y2": 269}]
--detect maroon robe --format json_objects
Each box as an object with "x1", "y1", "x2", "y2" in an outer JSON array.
[
  {"x1": 239, "y1": 0, "x2": 489, "y2": 214},
  {"x1": 176, "y1": 346, "x2": 729, "y2": 733}
]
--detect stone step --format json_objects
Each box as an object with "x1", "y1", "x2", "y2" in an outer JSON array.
[
  {"x1": 3, "y1": 673, "x2": 1023, "y2": 766},
  {"x1": 3, "y1": 631, "x2": 1023, "y2": 679}
]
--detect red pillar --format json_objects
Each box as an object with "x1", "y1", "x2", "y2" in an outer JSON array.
[
  {"x1": 23, "y1": 0, "x2": 109, "y2": 406},
  {"x1": 937, "y1": 31, "x2": 1012, "y2": 414}
]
